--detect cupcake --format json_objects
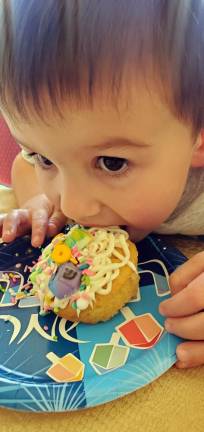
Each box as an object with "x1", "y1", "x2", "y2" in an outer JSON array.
[{"x1": 29, "y1": 225, "x2": 139, "y2": 323}]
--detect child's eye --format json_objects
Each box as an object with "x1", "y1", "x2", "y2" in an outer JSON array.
[
  {"x1": 29, "y1": 153, "x2": 53, "y2": 169},
  {"x1": 96, "y1": 156, "x2": 128, "y2": 175}
]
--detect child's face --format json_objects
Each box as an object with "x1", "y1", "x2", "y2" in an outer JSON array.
[{"x1": 4, "y1": 85, "x2": 199, "y2": 239}]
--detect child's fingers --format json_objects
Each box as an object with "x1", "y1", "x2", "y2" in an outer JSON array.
[
  {"x1": 176, "y1": 341, "x2": 204, "y2": 368},
  {"x1": 31, "y1": 208, "x2": 49, "y2": 247},
  {"x1": 2, "y1": 210, "x2": 18, "y2": 241},
  {"x1": 0, "y1": 213, "x2": 7, "y2": 236},
  {"x1": 1, "y1": 210, "x2": 21, "y2": 241},
  {"x1": 159, "y1": 272, "x2": 204, "y2": 317},
  {"x1": 47, "y1": 210, "x2": 67, "y2": 237},
  {"x1": 164, "y1": 312, "x2": 204, "y2": 340},
  {"x1": 169, "y1": 251, "x2": 204, "y2": 295},
  {"x1": 2, "y1": 209, "x2": 31, "y2": 242}
]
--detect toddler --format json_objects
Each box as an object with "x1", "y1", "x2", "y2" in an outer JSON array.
[{"x1": 0, "y1": 0, "x2": 204, "y2": 368}]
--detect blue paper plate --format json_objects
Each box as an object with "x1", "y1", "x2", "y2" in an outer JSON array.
[{"x1": 0, "y1": 234, "x2": 186, "y2": 412}]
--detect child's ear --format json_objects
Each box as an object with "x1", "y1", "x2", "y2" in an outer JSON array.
[{"x1": 191, "y1": 131, "x2": 204, "y2": 167}]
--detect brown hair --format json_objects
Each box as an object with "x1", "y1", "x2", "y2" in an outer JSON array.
[{"x1": 0, "y1": 0, "x2": 204, "y2": 132}]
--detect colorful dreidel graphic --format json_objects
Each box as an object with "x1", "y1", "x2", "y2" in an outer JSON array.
[
  {"x1": 48, "y1": 262, "x2": 82, "y2": 299},
  {"x1": 116, "y1": 307, "x2": 163, "y2": 349},
  {"x1": 46, "y1": 351, "x2": 85, "y2": 383},
  {"x1": 0, "y1": 271, "x2": 26, "y2": 307},
  {"x1": 89, "y1": 332, "x2": 130, "y2": 375}
]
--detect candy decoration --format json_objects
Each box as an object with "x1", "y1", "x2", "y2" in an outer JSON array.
[
  {"x1": 51, "y1": 244, "x2": 71, "y2": 264},
  {"x1": 77, "y1": 263, "x2": 89, "y2": 271},
  {"x1": 48, "y1": 262, "x2": 82, "y2": 299}
]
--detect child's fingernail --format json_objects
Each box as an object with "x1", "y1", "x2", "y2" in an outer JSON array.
[
  {"x1": 32, "y1": 236, "x2": 41, "y2": 246},
  {"x1": 176, "y1": 347, "x2": 189, "y2": 362},
  {"x1": 164, "y1": 319, "x2": 172, "y2": 332},
  {"x1": 159, "y1": 299, "x2": 171, "y2": 315},
  {"x1": 159, "y1": 304, "x2": 165, "y2": 316}
]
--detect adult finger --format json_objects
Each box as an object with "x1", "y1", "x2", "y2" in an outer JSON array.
[
  {"x1": 164, "y1": 312, "x2": 204, "y2": 340},
  {"x1": 176, "y1": 341, "x2": 204, "y2": 368}
]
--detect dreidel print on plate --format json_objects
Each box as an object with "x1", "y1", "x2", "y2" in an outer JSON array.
[
  {"x1": 0, "y1": 271, "x2": 23, "y2": 307},
  {"x1": 46, "y1": 352, "x2": 85, "y2": 383},
  {"x1": 89, "y1": 332, "x2": 130, "y2": 375},
  {"x1": 116, "y1": 307, "x2": 163, "y2": 349}
]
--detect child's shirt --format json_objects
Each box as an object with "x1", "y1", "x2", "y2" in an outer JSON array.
[{"x1": 155, "y1": 167, "x2": 204, "y2": 235}]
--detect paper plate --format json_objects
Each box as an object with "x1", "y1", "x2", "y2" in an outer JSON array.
[{"x1": 0, "y1": 234, "x2": 186, "y2": 412}]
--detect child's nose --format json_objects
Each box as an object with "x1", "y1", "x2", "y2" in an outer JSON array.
[{"x1": 60, "y1": 183, "x2": 101, "y2": 221}]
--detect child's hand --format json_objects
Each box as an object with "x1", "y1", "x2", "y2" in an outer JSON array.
[
  {"x1": 159, "y1": 252, "x2": 204, "y2": 368},
  {"x1": 0, "y1": 194, "x2": 67, "y2": 247}
]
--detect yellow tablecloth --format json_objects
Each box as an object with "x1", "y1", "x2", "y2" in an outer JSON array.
[{"x1": 0, "y1": 190, "x2": 203, "y2": 432}]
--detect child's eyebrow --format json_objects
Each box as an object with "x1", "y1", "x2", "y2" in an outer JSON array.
[
  {"x1": 12, "y1": 136, "x2": 151, "y2": 153},
  {"x1": 91, "y1": 138, "x2": 151, "y2": 151}
]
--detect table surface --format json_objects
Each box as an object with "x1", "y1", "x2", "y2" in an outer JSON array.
[{"x1": 0, "y1": 235, "x2": 204, "y2": 432}]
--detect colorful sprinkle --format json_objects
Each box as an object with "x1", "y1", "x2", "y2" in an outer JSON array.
[
  {"x1": 78, "y1": 263, "x2": 89, "y2": 271},
  {"x1": 69, "y1": 255, "x2": 78, "y2": 265},
  {"x1": 43, "y1": 325, "x2": 49, "y2": 331},
  {"x1": 15, "y1": 293, "x2": 26, "y2": 300},
  {"x1": 71, "y1": 245, "x2": 78, "y2": 254},
  {"x1": 82, "y1": 269, "x2": 95, "y2": 276},
  {"x1": 82, "y1": 275, "x2": 90, "y2": 285},
  {"x1": 78, "y1": 256, "x2": 86, "y2": 263}
]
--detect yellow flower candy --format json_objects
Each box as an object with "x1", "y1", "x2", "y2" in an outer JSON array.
[{"x1": 51, "y1": 243, "x2": 71, "y2": 264}]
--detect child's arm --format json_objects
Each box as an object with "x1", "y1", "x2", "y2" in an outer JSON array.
[
  {"x1": 0, "y1": 153, "x2": 67, "y2": 246},
  {"x1": 159, "y1": 254, "x2": 204, "y2": 368}
]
